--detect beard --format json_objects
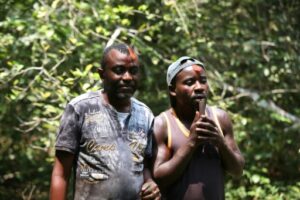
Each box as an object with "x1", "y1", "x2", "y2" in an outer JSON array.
[
  {"x1": 104, "y1": 83, "x2": 136, "y2": 101},
  {"x1": 115, "y1": 91, "x2": 134, "y2": 100}
]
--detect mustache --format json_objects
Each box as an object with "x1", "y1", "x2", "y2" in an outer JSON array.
[
  {"x1": 118, "y1": 83, "x2": 135, "y2": 88},
  {"x1": 119, "y1": 79, "x2": 136, "y2": 84},
  {"x1": 118, "y1": 81, "x2": 135, "y2": 86}
]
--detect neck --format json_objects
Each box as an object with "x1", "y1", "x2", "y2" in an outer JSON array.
[
  {"x1": 102, "y1": 91, "x2": 131, "y2": 112},
  {"x1": 173, "y1": 106, "x2": 195, "y2": 124}
]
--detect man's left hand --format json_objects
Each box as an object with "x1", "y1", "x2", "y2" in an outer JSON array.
[{"x1": 140, "y1": 179, "x2": 161, "y2": 200}]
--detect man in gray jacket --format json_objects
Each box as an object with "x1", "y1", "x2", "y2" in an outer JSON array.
[{"x1": 50, "y1": 43, "x2": 160, "y2": 200}]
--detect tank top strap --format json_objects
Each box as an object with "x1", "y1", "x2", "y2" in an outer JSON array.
[
  {"x1": 163, "y1": 109, "x2": 192, "y2": 150},
  {"x1": 210, "y1": 106, "x2": 224, "y2": 137},
  {"x1": 170, "y1": 109, "x2": 190, "y2": 138}
]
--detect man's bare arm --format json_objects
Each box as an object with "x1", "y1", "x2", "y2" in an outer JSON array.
[
  {"x1": 140, "y1": 158, "x2": 161, "y2": 200},
  {"x1": 152, "y1": 112, "x2": 201, "y2": 188},
  {"x1": 50, "y1": 151, "x2": 74, "y2": 200},
  {"x1": 217, "y1": 110, "x2": 245, "y2": 177}
]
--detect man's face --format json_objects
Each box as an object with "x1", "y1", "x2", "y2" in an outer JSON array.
[
  {"x1": 100, "y1": 48, "x2": 140, "y2": 100},
  {"x1": 172, "y1": 65, "x2": 208, "y2": 108}
]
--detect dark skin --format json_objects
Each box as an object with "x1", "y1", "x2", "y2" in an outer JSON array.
[
  {"x1": 50, "y1": 47, "x2": 160, "y2": 200},
  {"x1": 152, "y1": 65, "x2": 245, "y2": 189},
  {"x1": 99, "y1": 47, "x2": 139, "y2": 112},
  {"x1": 50, "y1": 151, "x2": 73, "y2": 200}
]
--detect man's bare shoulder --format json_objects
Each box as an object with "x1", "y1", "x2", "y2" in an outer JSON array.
[
  {"x1": 208, "y1": 106, "x2": 230, "y2": 120},
  {"x1": 154, "y1": 109, "x2": 172, "y2": 140},
  {"x1": 209, "y1": 106, "x2": 233, "y2": 136}
]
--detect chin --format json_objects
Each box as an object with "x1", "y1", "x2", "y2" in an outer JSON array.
[{"x1": 192, "y1": 99, "x2": 200, "y2": 105}]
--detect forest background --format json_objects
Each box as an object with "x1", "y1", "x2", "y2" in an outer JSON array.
[{"x1": 0, "y1": 0, "x2": 299, "y2": 199}]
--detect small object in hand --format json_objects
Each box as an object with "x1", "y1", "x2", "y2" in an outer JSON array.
[
  {"x1": 198, "y1": 98, "x2": 206, "y2": 115},
  {"x1": 198, "y1": 98, "x2": 207, "y2": 154}
]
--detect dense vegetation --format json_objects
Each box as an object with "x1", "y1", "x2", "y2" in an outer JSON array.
[{"x1": 0, "y1": 0, "x2": 299, "y2": 199}]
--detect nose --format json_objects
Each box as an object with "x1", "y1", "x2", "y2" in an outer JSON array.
[
  {"x1": 122, "y1": 71, "x2": 133, "y2": 81},
  {"x1": 194, "y1": 81, "x2": 204, "y2": 92}
]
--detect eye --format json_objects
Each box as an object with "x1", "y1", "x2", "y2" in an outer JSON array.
[
  {"x1": 129, "y1": 66, "x2": 139, "y2": 75},
  {"x1": 112, "y1": 66, "x2": 125, "y2": 75},
  {"x1": 200, "y1": 76, "x2": 207, "y2": 84},
  {"x1": 184, "y1": 78, "x2": 195, "y2": 86}
]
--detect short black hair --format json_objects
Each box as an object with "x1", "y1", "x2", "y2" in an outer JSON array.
[{"x1": 101, "y1": 43, "x2": 133, "y2": 69}]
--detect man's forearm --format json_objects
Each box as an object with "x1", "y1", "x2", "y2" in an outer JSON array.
[
  {"x1": 154, "y1": 143, "x2": 197, "y2": 188},
  {"x1": 50, "y1": 152, "x2": 74, "y2": 200},
  {"x1": 143, "y1": 167, "x2": 153, "y2": 182},
  {"x1": 50, "y1": 174, "x2": 69, "y2": 200},
  {"x1": 219, "y1": 142, "x2": 244, "y2": 177}
]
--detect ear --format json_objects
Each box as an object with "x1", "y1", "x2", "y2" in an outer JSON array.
[
  {"x1": 98, "y1": 67, "x2": 104, "y2": 79},
  {"x1": 169, "y1": 85, "x2": 176, "y2": 97}
]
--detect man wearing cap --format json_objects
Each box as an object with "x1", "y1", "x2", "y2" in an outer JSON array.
[{"x1": 152, "y1": 56, "x2": 244, "y2": 199}]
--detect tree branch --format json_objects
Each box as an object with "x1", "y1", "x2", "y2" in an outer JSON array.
[{"x1": 224, "y1": 83, "x2": 300, "y2": 124}]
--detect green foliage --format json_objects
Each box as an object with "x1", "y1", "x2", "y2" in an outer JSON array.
[{"x1": 0, "y1": 0, "x2": 299, "y2": 199}]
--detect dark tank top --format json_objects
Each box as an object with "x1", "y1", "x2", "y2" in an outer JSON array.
[{"x1": 162, "y1": 107, "x2": 224, "y2": 200}]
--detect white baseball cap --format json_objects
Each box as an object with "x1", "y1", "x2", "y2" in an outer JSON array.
[{"x1": 166, "y1": 56, "x2": 205, "y2": 86}]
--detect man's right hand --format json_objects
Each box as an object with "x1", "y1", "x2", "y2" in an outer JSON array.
[{"x1": 189, "y1": 111, "x2": 203, "y2": 147}]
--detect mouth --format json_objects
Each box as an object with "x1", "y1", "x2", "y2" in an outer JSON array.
[
  {"x1": 192, "y1": 94, "x2": 206, "y2": 100},
  {"x1": 120, "y1": 86, "x2": 131, "y2": 89},
  {"x1": 118, "y1": 85, "x2": 134, "y2": 92}
]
